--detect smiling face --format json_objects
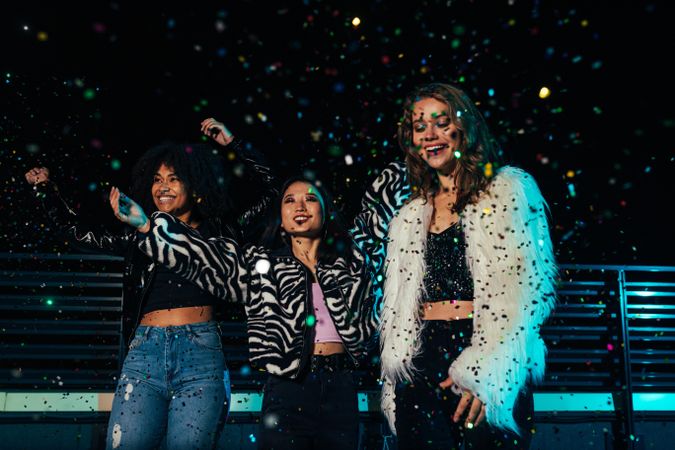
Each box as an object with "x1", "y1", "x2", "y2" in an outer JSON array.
[
  {"x1": 411, "y1": 97, "x2": 463, "y2": 173},
  {"x1": 151, "y1": 163, "x2": 192, "y2": 217},
  {"x1": 280, "y1": 181, "x2": 325, "y2": 239}
]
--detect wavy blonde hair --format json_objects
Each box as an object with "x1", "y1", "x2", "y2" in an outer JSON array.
[{"x1": 397, "y1": 83, "x2": 502, "y2": 212}]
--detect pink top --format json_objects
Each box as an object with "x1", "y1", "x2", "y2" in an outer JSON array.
[{"x1": 311, "y1": 283, "x2": 342, "y2": 343}]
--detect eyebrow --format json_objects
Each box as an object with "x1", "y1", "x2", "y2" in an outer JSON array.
[
  {"x1": 284, "y1": 192, "x2": 318, "y2": 199},
  {"x1": 154, "y1": 172, "x2": 176, "y2": 177},
  {"x1": 413, "y1": 111, "x2": 449, "y2": 121}
]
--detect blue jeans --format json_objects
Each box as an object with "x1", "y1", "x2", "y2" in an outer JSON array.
[{"x1": 106, "y1": 322, "x2": 228, "y2": 450}]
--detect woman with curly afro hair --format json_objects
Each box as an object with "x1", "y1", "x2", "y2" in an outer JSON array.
[{"x1": 27, "y1": 119, "x2": 274, "y2": 449}]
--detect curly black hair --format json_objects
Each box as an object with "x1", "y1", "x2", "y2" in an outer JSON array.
[
  {"x1": 260, "y1": 176, "x2": 353, "y2": 263},
  {"x1": 129, "y1": 142, "x2": 232, "y2": 222}
]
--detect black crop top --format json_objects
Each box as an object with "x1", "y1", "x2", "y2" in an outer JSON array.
[
  {"x1": 422, "y1": 222, "x2": 474, "y2": 302},
  {"x1": 142, "y1": 223, "x2": 218, "y2": 314}
]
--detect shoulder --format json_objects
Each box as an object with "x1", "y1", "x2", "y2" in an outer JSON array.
[
  {"x1": 489, "y1": 166, "x2": 534, "y2": 193},
  {"x1": 463, "y1": 166, "x2": 545, "y2": 218},
  {"x1": 486, "y1": 166, "x2": 545, "y2": 203}
]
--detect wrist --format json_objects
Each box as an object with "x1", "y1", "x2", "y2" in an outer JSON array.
[
  {"x1": 222, "y1": 133, "x2": 234, "y2": 146},
  {"x1": 137, "y1": 218, "x2": 150, "y2": 233}
]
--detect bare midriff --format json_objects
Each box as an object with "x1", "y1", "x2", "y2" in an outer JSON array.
[
  {"x1": 312, "y1": 342, "x2": 345, "y2": 355},
  {"x1": 421, "y1": 300, "x2": 473, "y2": 321},
  {"x1": 140, "y1": 305, "x2": 214, "y2": 326}
]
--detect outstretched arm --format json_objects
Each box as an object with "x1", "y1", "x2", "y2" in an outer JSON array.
[
  {"x1": 25, "y1": 167, "x2": 132, "y2": 256},
  {"x1": 141, "y1": 212, "x2": 248, "y2": 303},
  {"x1": 109, "y1": 188, "x2": 247, "y2": 303}
]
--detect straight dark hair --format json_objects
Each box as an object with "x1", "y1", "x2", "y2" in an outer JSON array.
[{"x1": 260, "y1": 177, "x2": 353, "y2": 263}]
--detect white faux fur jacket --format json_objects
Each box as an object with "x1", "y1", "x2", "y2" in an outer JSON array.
[{"x1": 378, "y1": 163, "x2": 557, "y2": 435}]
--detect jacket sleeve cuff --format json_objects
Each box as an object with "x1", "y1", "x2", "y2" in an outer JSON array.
[
  {"x1": 447, "y1": 348, "x2": 489, "y2": 401},
  {"x1": 448, "y1": 342, "x2": 527, "y2": 435}
]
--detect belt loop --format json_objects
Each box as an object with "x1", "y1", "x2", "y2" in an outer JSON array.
[
  {"x1": 216, "y1": 321, "x2": 223, "y2": 337},
  {"x1": 185, "y1": 323, "x2": 193, "y2": 336},
  {"x1": 143, "y1": 326, "x2": 151, "y2": 340}
]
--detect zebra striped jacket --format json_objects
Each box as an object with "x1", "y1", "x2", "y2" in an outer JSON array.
[{"x1": 135, "y1": 162, "x2": 409, "y2": 377}]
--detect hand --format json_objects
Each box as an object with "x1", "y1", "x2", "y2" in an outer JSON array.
[
  {"x1": 439, "y1": 376, "x2": 486, "y2": 429},
  {"x1": 25, "y1": 167, "x2": 50, "y2": 185},
  {"x1": 109, "y1": 187, "x2": 150, "y2": 232},
  {"x1": 200, "y1": 117, "x2": 234, "y2": 146}
]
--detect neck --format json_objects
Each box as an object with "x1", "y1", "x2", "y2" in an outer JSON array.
[
  {"x1": 176, "y1": 211, "x2": 198, "y2": 228},
  {"x1": 436, "y1": 170, "x2": 456, "y2": 194},
  {"x1": 435, "y1": 159, "x2": 459, "y2": 189},
  {"x1": 290, "y1": 235, "x2": 322, "y2": 269}
]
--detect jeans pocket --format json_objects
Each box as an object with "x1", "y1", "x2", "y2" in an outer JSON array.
[
  {"x1": 189, "y1": 330, "x2": 223, "y2": 351},
  {"x1": 128, "y1": 335, "x2": 144, "y2": 351}
]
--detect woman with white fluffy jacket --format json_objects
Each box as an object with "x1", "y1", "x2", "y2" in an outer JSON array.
[{"x1": 369, "y1": 83, "x2": 557, "y2": 449}]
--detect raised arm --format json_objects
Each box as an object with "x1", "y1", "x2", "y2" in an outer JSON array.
[
  {"x1": 200, "y1": 118, "x2": 279, "y2": 232},
  {"x1": 348, "y1": 161, "x2": 411, "y2": 314},
  {"x1": 350, "y1": 161, "x2": 411, "y2": 270},
  {"x1": 25, "y1": 167, "x2": 131, "y2": 256},
  {"x1": 313, "y1": 161, "x2": 410, "y2": 349}
]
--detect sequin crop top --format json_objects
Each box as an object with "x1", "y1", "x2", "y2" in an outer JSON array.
[{"x1": 423, "y1": 222, "x2": 474, "y2": 302}]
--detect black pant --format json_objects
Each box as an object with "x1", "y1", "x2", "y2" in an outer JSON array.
[
  {"x1": 394, "y1": 320, "x2": 534, "y2": 450},
  {"x1": 258, "y1": 357, "x2": 359, "y2": 450}
]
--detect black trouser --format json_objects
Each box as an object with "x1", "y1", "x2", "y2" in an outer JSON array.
[
  {"x1": 258, "y1": 353, "x2": 359, "y2": 450},
  {"x1": 394, "y1": 320, "x2": 534, "y2": 450}
]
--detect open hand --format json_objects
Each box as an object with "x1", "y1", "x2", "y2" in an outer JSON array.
[
  {"x1": 25, "y1": 167, "x2": 50, "y2": 185},
  {"x1": 439, "y1": 376, "x2": 486, "y2": 429},
  {"x1": 109, "y1": 187, "x2": 150, "y2": 232},
  {"x1": 200, "y1": 117, "x2": 234, "y2": 146}
]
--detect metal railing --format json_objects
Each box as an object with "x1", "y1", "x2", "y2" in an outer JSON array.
[
  {"x1": 2, "y1": 255, "x2": 675, "y2": 449},
  {"x1": 547, "y1": 264, "x2": 675, "y2": 449}
]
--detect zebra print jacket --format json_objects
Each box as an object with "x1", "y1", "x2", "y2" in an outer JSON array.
[{"x1": 135, "y1": 162, "x2": 409, "y2": 377}]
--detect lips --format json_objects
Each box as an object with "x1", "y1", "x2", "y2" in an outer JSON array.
[
  {"x1": 425, "y1": 144, "x2": 448, "y2": 156},
  {"x1": 156, "y1": 195, "x2": 176, "y2": 204},
  {"x1": 293, "y1": 215, "x2": 310, "y2": 225}
]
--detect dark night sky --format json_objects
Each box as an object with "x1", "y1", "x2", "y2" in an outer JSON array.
[{"x1": 1, "y1": 0, "x2": 674, "y2": 265}]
